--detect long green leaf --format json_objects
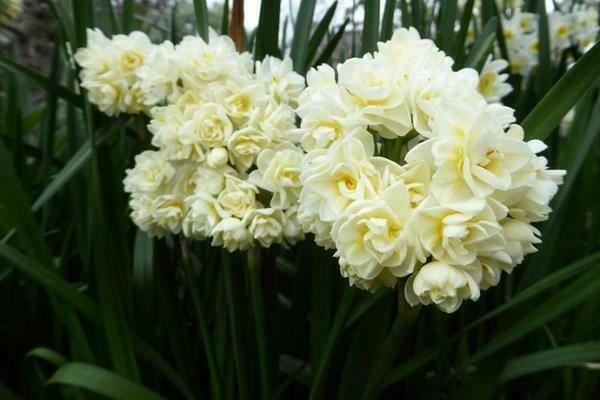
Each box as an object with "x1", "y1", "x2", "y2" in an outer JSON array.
[
  {"x1": 361, "y1": 0, "x2": 380, "y2": 55},
  {"x1": 122, "y1": 0, "x2": 134, "y2": 33},
  {"x1": 0, "y1": 242, "x2": 193, "y2": 400},
  {"x1": 536, "y1": 0, "x2": 552, "y2": 99},
  {"x1": 500, "y1": 342, "x2": 600, "y2": 382},
  {"x1": 0, "y1": 243, "x2": 97, "y2": 320},
  {"x1": 314, "y1": 19, "x2": 349, "y2": 66},
  {"x1": 466, "y1": 266, "x2": 600, "y2": 366},
  {"x1": 464, "y1": 17, "x2": 497, "y2": 70},
  {"x1": 383, "y1": 251, "x2": 600, "y2": 386},
  {"x1": 304, "y1": 1, "x2": 338, "y2": 70},
  {"x1": 290, "y1": 0, "x2": 317, "y2": 72},
  {"x1": 523, "y1": 41, "x2": 600, "y2": 140},
  {"x1": 47, "y1": 363, "x2": 163, "y2": 400},
  {"x1": 193, "y1": 0, "x2": 210, "y2": 41},
  {"x1": 521, "y1": 96, "x2": 600, "y2": 287},
  {"x1": 221, "y1": 0, "x2": 229, "y2": 34},
  {"x1": 380, "y1": 0, "x2": 396, "y2": 41},
  {"x1": 180, "y1": 241, "x2": 224, "y2": 400},
  {"x1": 453, "y1": 0, "x2": 475, "y2": 66},
  {"x1": 255, "y1": 0, "x2": 281, "y2": 60},
  {"x1": 0, "y1": 56, "x2": 81, "y2": 107},
  {"x1": 438, "y1": 0, "x2": 458, "y2": 52},
  {"x1": 309, "y1": 287, "x2": 356, "y2": 400}
]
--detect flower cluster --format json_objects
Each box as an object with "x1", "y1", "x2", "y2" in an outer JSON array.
[
  {"x1": 501, "y1": 6, "x2": 599, "y2": 76},
  {"x1": 75, "y1": 29, "x2": 306, "y2": 250},
  {"x1": 296, "y1": 28, "x2": 565, "y2": 313}
]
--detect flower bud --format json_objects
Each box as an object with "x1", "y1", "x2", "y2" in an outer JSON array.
[{"x1": 206, "y1": 147, "x2": 229, "y2": 168}]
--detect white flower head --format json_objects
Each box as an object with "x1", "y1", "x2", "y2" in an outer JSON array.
[{"x1": 405, "y1": 261, "x2": 481, "y2": 313}]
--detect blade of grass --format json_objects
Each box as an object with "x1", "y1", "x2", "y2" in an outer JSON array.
[
  {"x1": 361, "y1": 0, "x2": 380, "y2": 55},
  {"x1": 222, "y1": 251, "x2": 250, "y2": 400},
  {"x1": 360, "y1": 297, "x2": 420, "y2": 400},
  {"x1": 122, "y1": 0, "x2": 134, "y2": 33},
  {"x1": 0, "y1": 56, "x2": 81, "y2": 107},
  {"x1": 0, "y1": 241, "x2": 194, "y2": 400},
  {"x1": 304, "y1": 1, "x2": 337, "y2": 70},
  {"x1": 32, "y1": 121, "x2": 121, "y2": 212},
  {"x1": 193, "y1": 0, "x2": 210, "y2": 41},
  {"x1": 247, "y1": 250, "x2": 272, "y2": 400},
  {"x1": 400, "y1": 0, "x2": 411, "y2": 28},
  {"x1": 523, "y1": 41, "x2": 600, "y2": 140},
  {"x1": 380, "y1": 0, "x2": 396, "y2": 41},
  {"x1": 465, "y1": 266, "x2": 600, "y2": 366},
  {"x1": 254, "y1": 0, "x2": 281, "y2": 60},
  {"x1": 290, "y1": 0, "x2": 317, "y2": 72},
  {"x1": 0, "y1": 242, "x2": 97, "y2": 319},
  {"x1": 536, "y1": 0, "x2": 552, "y2": 99},
  {"x1": 520, "y1": 95, "x2": 600, "y2": 287},
  {"x1": 438, "y1": 0, "x2": 458, "y2": 53},
  {"x1": 180, "y1": 240, "x2": 224, "y2": 400},
  {"x1": 221, "y1": 0, "x2": 229, "y2": 34},
  {"x1": 452, "y1": 0, "x2": 474, "y2": 67},
  {"x1": 500, "y1": 342, "x2": 600, "y2": 382},
  {"x1": 382, "y1": 251, "x2": 600, "y2": 386},
  {"x1": 309, "y1": 287, "x2": 356, "y2": 400},
  {"x1": 47, "y1": 363, "x2": 162, "y2": 400},
  {"x1": 464, "y1": 17, "x2": 497, "y2": 71},
  {"x1": 313, "y1": 18, "x2": 349, "y2": 66}
]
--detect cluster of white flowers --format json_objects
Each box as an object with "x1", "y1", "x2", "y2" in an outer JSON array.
[
  {"x1": 296, "y1": 28, "x2": 565, "y2": 313},
  {"x1": 501, "y1": 6, "x2": 599, "y2": 76},
  {"x1": 75, "y1": 29, "x2": 306, "y2": 250}
]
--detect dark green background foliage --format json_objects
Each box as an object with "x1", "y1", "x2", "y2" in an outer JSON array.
[{"x1": 0, "y1": 0, "x2": 600, "y2": 398}]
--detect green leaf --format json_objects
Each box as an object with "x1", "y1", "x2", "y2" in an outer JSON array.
[
  {"x1": 536, "y1": 0, "x2": 552, "y2": 99},
  {"x1": 452, "y1": 0, "x2": 475, "y2": 66},
  {"x1": 222, "y1": 251, "x2": 250, "y2": 400},
  {"x1": 248, "y1": 252, "x2": 272, "y2": 400},
  {"x1": 438, "y1": 0, "x2": 458, "y2": 52},
  {"x1": 27, "y1": 347, "x2": 68, "y2": 369},
  {"x1": 382, "y1": 251, "x2": 600, "y2": 387},
  {"x1": 47, "y1": 363, "x2": 163, "y2": 400},
  {"x1": 221, "y1": 0, "x2": 229, "y2": 34},
  {"x1": 464, "y1": 16, "x2": 497, "y2": 71},
  {"x1": 73, "y1": 0, "x2": 94, "y2": 48},
  {"x1": 380, "y1": 0, "x2": 396, "y2": 41},
  {"x1": 193, "y1": 0, "x2": 210, "y2": 41},
  {"x1": 466, "y1": 251, "x2": 600, "y2": 332},
  {"x1": 520, "y1": 95, "x2": 600, "y2": 286},
  {"x1": 0, "y1": 56, "x2": 82, "y2": 107},
  {"x1": 361, "y1": 0, "x2": 380, "y2": 55},
  {"x1": 523, "y1": 41, "x2": 600, "y2": 140},
  {"x1": 179, "y1": 241, "x2": 224, "y2": 400},
  {"x1": 305, "y1": 1, "x2": 338, "y2": 70},
  {"x1": 500, "y1": 342, "x2": 600, "y2": 382},
  {"x1": 290, "y1": 0, "x2": 317, "y2": 72},
  {"x1": 314, "y1": 19, "x2": 349, "y2": 66},
  {"x1": 466, "y1": 265, "x2": 600, "y2": 366},
  {"x1": 400, "y1": 0, "x2": 412, "y2": 28},
  {"x1": 254, "y1": 0, "x2": 281, "y2": 60},
  {"x1": 122, "y1": 0, "x2": 134, "y2": 33},
  {"x1": 0, "y1": 243, "x2": 98, "y2": 320},
  {"x1": 32, "y1": 121, "x2": 120, "y2": 212},
  {"x1": 309, "y1": 287, "x2": 356, "y2": 400},
  {"x1": 0, "y1": 243, "x2": 193, "y2": 400}
]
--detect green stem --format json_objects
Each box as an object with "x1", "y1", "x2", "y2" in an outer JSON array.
[
  {"x1": 222, "y1": 250, "x2": 250, "y2": 400},
  {"x1": 248, "y1": 249, "x2": 272, "y2": 400},
  {"x1": 179, "y1": 239, "x2": 224, "y2": 400},
  {"x1": 309, "y1": 286, "x2": 356, "y2": 400}
]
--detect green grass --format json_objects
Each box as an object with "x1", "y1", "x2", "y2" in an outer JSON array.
[{"x1": 0, "y1": 1, "x2": 599, "y2": 399}]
